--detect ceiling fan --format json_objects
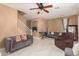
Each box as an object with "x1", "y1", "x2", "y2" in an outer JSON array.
[{"x1": 30, "y1": 3, "x2": 53, "y2": 14}]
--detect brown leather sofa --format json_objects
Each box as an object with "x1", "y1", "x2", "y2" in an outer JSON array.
[
  {"x1": 4, "y1": 35, "x2": 33, "y2": 53},
  {"x1": 55, "y1": 32, "x2": 74, "y2": 50}
]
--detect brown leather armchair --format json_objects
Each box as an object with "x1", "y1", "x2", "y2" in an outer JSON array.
[{"x1": 55, "y1": 32, "x2": 74, "y2": 50}]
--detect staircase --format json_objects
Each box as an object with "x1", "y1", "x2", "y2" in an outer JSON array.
[
  {"x1": 17, "y1": 11, "x2": 32, "y2": 35},
  {"x1": 18, "y1": 19, "x2": 32, "y2": 34}
]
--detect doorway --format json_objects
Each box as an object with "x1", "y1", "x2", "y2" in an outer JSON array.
[{"x1": 68, "y1": 25, "x2": 78, "y2": 41}]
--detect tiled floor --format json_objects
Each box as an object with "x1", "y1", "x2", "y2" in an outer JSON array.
[{"x1": 0, "y1": 37, "x2": 64, "y2": 56}]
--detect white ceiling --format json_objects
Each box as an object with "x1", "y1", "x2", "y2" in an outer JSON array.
[{"x1": 2, "y1": 3, "x2": 79, "y2": 20}]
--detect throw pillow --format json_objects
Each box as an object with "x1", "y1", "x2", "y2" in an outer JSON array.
[
  {"x1": 16, "y1": 35, "x2": 21, "y2": 42},
  {"x1": 20, "y1": 34, "x2": 27, "y2": 41}
]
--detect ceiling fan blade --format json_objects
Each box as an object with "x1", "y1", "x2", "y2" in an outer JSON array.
[
  {"x1": 43, "y1": 5, "x2": 53, "y2": 8},
  {"x1": 36, "y1": 3, "x2": 43, "y2": 7},
  {"x1": 36, "y1": 3, "x2": 40, "y2": 7},
  {"x1": 43, "y1": 9, "x2": 49, "y2": 13},
  {"x1": 30, "y1": 8, "x2": 39, "y2": 10}
]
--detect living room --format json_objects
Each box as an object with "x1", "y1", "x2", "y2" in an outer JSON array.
[{"x1": 0, "y1": 3, "x2": 79, "y2": 56}]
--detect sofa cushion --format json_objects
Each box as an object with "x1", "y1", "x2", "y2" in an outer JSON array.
[
  {"x1": 12, "y1": 39, "x2": 32, "y2": 51},
  {"x1": 13, "y1": 41, "x2": 27, "y2": 50}
]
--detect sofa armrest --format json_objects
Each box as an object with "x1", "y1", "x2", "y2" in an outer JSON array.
[
  {"x1": 5, "y1": 37, "x2": 15, "y2": 52},
  {"x1": 10, "y1": 39, "x2": 15, "y2": 50},
  {"x1": 5, "y1": 38, "x2": 12, "y2": 52},
  {"x1": 27, "y1": 35, "x2": 33, "y2": 39}
]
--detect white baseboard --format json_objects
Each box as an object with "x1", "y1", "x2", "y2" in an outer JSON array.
[
  {"x1": 0, "y1": 53, "x2": 1, "y2": 56},
  {"x1": 0, "y1": 48, "x2": 5, "y2": 56},
  {"x1": 0, "y1": 48, "x2": 5, "y2": 50}
]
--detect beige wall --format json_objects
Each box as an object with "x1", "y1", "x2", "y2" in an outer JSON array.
[
  {"x1": 26, "y1": 20, "x2": 31, "y2": 29},
  {"x1": 31, "y1": 15, "x2": 78, "y2": 32},
  {"x1": 48, "y1": 18, "x2": 64, "y2": 32},
  {"x1": 31, "y1": 20, "x2": 38, "y2": 27},
  {"x1": 0, "y1": 4, "x2": 17, "y2": 48},
  {"x1": 32, "y1": 18, "x2": 64, "y2": 32},
  {"x1": 0, "y1": 5, "x2": 28, "y2": 48},
  {"x1": 32, "y1": 18, "x2": 47, "y2": 32},
  {"x1": 48, "y1": 15, "x2": 78, "y2": 32},
  {"x1": 37, "y1": 19, "x2": 47, "y2": 32},
  {"x1": 69, "y1": 15, "x2": 78, "y2": 25}
]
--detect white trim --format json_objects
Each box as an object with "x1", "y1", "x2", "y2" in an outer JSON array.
[{"x1": 63, "y1": 18, "x2": 68, "y2": 32}]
